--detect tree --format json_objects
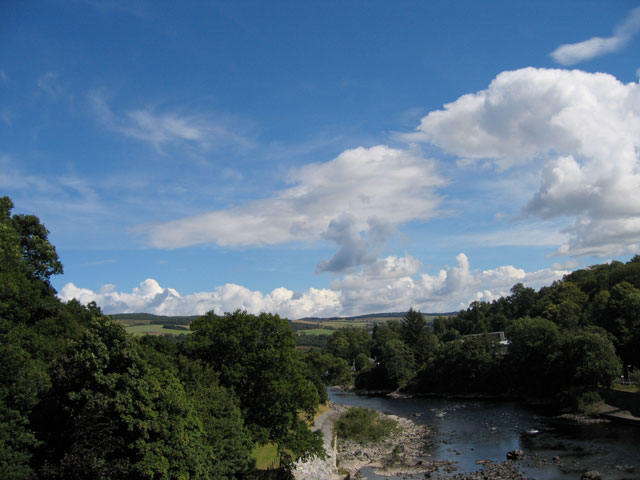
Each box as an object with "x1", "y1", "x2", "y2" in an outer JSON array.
[
  {"x1": 177, "y1": 358, "x2": 254, "y2": 478},
  {"x1": 534, "y1": 281, "x2": 588, "y2": 329},
  {"x1": 303, "y1": 350, "x2": 352, "y2": 403},
  {"x1": 185, "y1": 310, "x2": 324, "y2": 464},
  {"x1": 32, "y1": 317, "x2": 220, "y2": 479},
  {"x1": 1, "y1": 197, "x2": 62, "y2": 283},
  {"x1": 506, "y1": 317, "x2": 562, "y2": 397},
  {"x1": 556, "y1": 328, "x2": 621, "y2": 408},
  {"x1": 379, "y1": 338, "x2": 415, "y2": 389},
  {"x1": 325, "y1": 327, "x2": 371, "y2": 363},
  {"x1": 427, "y1": 335, "x2": 505, "y2": 394},
  {"x1": 508, "y1": 283, "x2": 536, "y2": 319},
  {"x1": 401, "y1": 308, "x2": 438, "y2": 366},
  {"x1": 0, "y1": 321, "x2": 50, "y2": 480},
  {"x1": 0, "y1": 197, "x2": 62, "y2": 325}
]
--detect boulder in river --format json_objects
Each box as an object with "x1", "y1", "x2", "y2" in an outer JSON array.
[{"x1": 506, "y1": 450, "x2": 524, "y2": 460}]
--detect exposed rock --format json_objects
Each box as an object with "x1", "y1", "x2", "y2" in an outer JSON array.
[
  {"x1": 336, "y1": 410, "x2": 435, "y2": 477},
  {"x1": 558, "y1": 413, "x2": 609, "y2": 424},
  {"x1": 581, "y1": 471, "x2": 602, "y2": 480},
  {"x1": 506, "y1": 449, "x2": 524, "y2": 460},
  {"x1": 435, "y1": 460, "x2": 530, "y2": 479}
]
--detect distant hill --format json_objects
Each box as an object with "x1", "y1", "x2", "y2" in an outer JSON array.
[
  {"x1": 110, "y1": 313, "x2": 199, "y2": 325},
  {"x1": 296, "y1": 311, "x2": 457, "y2": 322},
  {"x1": 110, "y1": 311, "x2": 456, "y2": 325}
]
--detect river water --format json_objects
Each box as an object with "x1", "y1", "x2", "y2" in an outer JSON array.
[{"x1": 328, "y1": 388, "x2": 640, "y2": 479}]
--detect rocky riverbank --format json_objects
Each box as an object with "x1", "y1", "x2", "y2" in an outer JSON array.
[
  {"x1": 333, "y1": 406, "x2": 533, "y2": 479},
  {"x1": 433, "y1": 459, "x2": 531, "y2": 479},
  {"x1": 336, "y1": 409, "x2": 439, "y2": 477}
]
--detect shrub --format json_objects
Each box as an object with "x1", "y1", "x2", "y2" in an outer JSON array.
[{"x1": 335, "y1": 407, "x2": 396, "y2": 443}]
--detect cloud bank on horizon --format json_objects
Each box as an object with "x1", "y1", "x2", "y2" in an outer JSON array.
[{"x1": 60, "y1": 253, "x2": 568, "y2": 317}]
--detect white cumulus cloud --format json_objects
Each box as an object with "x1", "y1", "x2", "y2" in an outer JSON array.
[
  {"x1": 60, "y1": 280, "x2": 343, "y2": 319},
  {"x1": 138, "y1": 145, "x2": 445, "y2": 255},
  {"x1": 551, "y1": 7, "x2": 640, "y2": 65},
  {"x1": 409, "y1": 67, "x2": 640, "y2": 258},
  {"x1": 332, "y1": 253, "x2": 566, "y2": 314}
]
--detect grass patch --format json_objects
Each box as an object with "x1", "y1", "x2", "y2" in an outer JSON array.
[
  {"x1": 125, "y1": 324, "x2": 191, "y2": 336},
  {"x1": 315, "y1": 402, "x2": 330, "y2": 419},
  {"x1": 335, "y1": 407, "x2": 397, "y2": 444},
  {"x1": 251, "y1": 444, "x2": 279, "y2": 470},
  {"x1": 612, "y1": 383, "x2": 640, "y2": 394}
]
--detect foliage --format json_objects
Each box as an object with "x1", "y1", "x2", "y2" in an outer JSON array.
[
  {"x1": 31, "y1": 317, "x2": 226, "y2": 479},
  {"x1": 418, "y1": 335, "x2": 505, "y2": 394},
  {"x1": 303, "y1": 350, "x2": 352, "y2": 402},
  {"x1": 401, "y1": 308, "x2": 438, "y2": 367},
  {"x1": 0, "y1": 197, "x2": 326, "y2": 478},
  {"x1": 295, "y1": 332, "x2": 330, "y2": 349},
  {"x1": 325, "y1": 327, "x2": 371, "y2": 363},
  {"x1": 335, "y1": 407, "x2": 396, "y2": 444},
  {"x1": 185, "y1": 310, "x2": 324, "y2": 463},
  {"x1": 0, "y1": 321, "x2": 50, "y2": 479}
]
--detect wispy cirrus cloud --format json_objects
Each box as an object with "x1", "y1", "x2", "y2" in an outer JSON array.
[
  {"x1": 36, "y1": 71, "x2": 64, "y2": 98},
  {"x1": 88, "y1": 90, "x2": 254, "y2": 153},
  {"x1": 550, "y1": 6, "x2": 640, "y2": 65}
]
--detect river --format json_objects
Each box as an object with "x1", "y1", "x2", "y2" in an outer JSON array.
[{"x1": 328, "y1": 388, "x2": 640, "y2": 479}]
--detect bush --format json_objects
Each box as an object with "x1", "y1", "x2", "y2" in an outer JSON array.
[{"x1": 335, "y1": 407, "x2": 396, "y2": 443}]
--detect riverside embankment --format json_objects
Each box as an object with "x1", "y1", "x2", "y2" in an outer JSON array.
[{"x1": 293, "y1": 404, "x2": 344, "y2": 480}]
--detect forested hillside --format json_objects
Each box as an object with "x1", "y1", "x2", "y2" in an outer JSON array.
[
  {"x1": 322, "y1": 261, "x2": 640, "y2": 409},
  {"x1": 0, "y1": 197, "x2": 326, "y2": 479}
]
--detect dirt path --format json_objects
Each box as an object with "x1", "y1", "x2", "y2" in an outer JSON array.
[{"x1": 293, "y1": 403, "x2": 346, "y2": 480}]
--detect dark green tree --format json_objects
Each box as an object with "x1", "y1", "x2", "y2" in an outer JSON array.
[
  {"x1": 424, "y1": 335, "x2": 505, "y2": 394},
  {"x1": 33, "y1": 317, "x2": 220, "y2": 479},
  {"x1": 303, "y1": 350, "x2": 352, "y2": 403},
  {"x1": 325, "y1": 327, "x2": 371, "y2": 363},
  {"x1": 185, "y1": 310, "x2": 324, "y2": 464},
  {"x1": 401, "y1": 308, "x2": 438, "y2": 367},
  {"x1": 556, "y1": 328, "x2": 621, "y2": 408},
  {"x1": 0, "y1": 321, "x2": 50, "y2": 480},
  {"x1": 0, "y1": 197, "x2": 62, "y2": 325}
]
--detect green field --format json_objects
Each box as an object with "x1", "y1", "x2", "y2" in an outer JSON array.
[
  {"x1": 297, "y1": 328, "x2": 334, "y2": 336},
  {"x1": 124, "y1": 324, "x2": 191, "y2": 336},
  {"x1": 291, "y1": 313, "x2": 445, "y2": 332}
]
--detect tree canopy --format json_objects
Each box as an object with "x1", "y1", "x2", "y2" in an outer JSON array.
[{"x1": 0, "y1": 197, "x2": 325, "y2": 478}]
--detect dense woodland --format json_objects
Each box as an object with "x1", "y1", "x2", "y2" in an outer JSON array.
[
  {"x1": 324, "y1": 262, "x2": 639, "y2": 409},
  {"x1": 1, "y1": 195, "x2": 638, "y2": 479},
  {"x1": 0, "y1": 197, "x2": 324, "y2": 479}
]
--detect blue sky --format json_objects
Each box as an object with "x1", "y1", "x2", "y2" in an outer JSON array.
[{"x1": 2, "y1": 1, "x2": 640, "y2": 317}]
